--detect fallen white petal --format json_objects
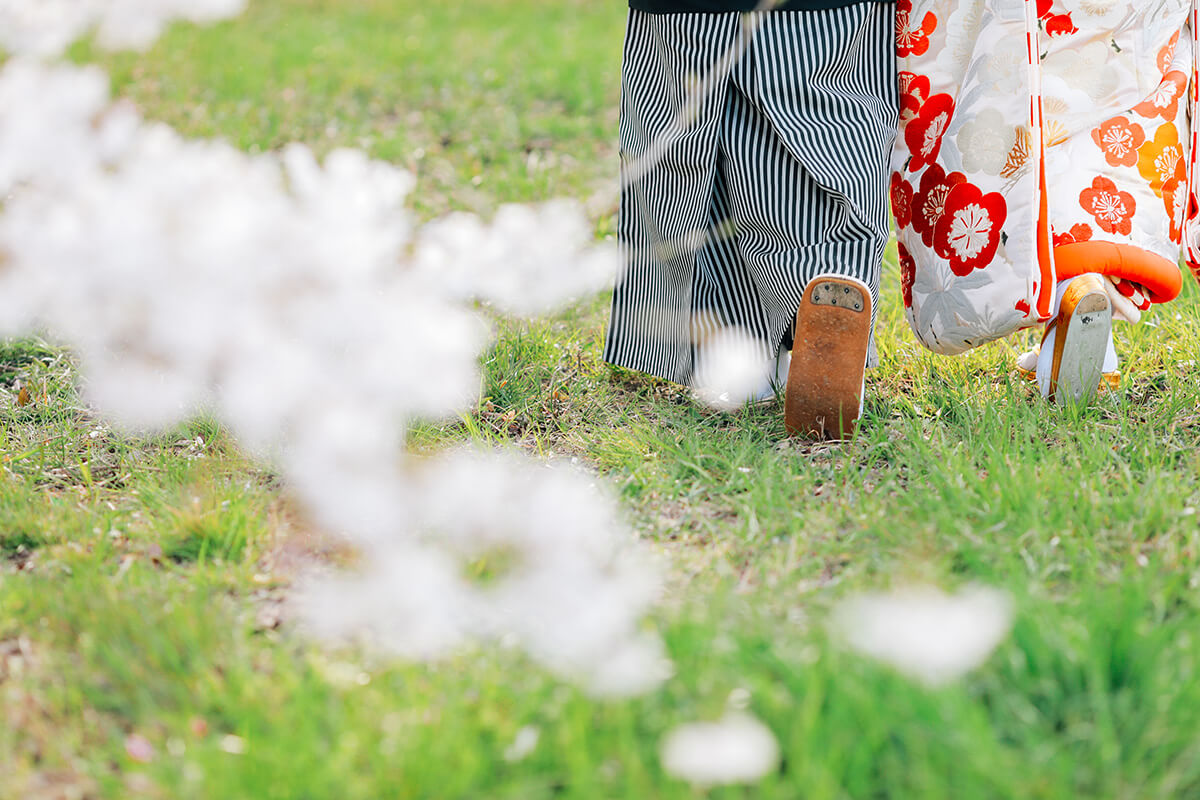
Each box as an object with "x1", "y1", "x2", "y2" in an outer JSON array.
[
  {"x1": 832, "y1": 584, "x2": 1015, "y2": 687},
  {"x1": 660, "y1": 713, "x2": 780, "y2": 786}
]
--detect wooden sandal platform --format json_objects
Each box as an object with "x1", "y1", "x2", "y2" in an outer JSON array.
[
  {"x1": 784, "y1": 275, "x2": 871, "y2": 439},
  {"x1": 1047, "y1": 273, "x2": 1113, "y2": 405}
]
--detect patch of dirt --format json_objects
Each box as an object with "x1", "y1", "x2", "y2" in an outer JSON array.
[
  {"x1": 5, "y1": 769, "x2": 99, "y2": 800},
  {"x1": 244, "y1": 500, "x2": 363, "y2": 635},
  {"x1": 0, "y1": 636, "x2": 35, "y2": 685}
]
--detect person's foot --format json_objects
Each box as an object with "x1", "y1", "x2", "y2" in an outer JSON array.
[
  {"x1": 691, "y1": 336, "x2": 790, "y2": 409},
  {"x1": 784, "y1": 275, "x2": 871, "y2": 439}
]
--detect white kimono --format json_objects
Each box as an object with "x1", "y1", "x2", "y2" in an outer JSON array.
[{"x1": 893, "y1": 0, "x2": 1200, "y2": 354}]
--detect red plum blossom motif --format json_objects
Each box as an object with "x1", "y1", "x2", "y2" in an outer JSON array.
[
  {"x1": 1080, "y1": 176, "x2": 1136, "y2": 236},
  {"x1": 1091, "y1": 116, "x2": 1144, "y2": 168},
  {"x1": 933, "y1": 182, "x2": 1007, "y2": 277},
  {"x1": 896, "y1": 0, "x2": 937, "y2": 58},
  {"x1": 1044, "y1": 15, "x2": 1077, "y2": 36},
  {"x1": 891, "y1": 0, "x2": 1195, "y2": 352},
  {"x1": 912, "y1": 164, "x2": 966, "y2": 248},
  {"x1": 891, "y1": 172, "x2": 915, "y2": 229},
  {"x1": 898, "y1": 71, "x2": 931, "y2": 123},
  {"x1": 1052, "y1": 223, "x2": 1093, "y2": 248},
  {"x1": 899, "y1": 242, "x2": 916, "y2": 308},
  {"x1": 1036, "y1": 0, "x2": 1076, "y2": 37},
  {"x1": 905, "y1": 93, "x2": 955, "y2": 173}
]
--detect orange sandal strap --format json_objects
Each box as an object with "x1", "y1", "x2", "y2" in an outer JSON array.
[{"x1": 1054, "y1": 241, "x2": 1183, "y2": 304}]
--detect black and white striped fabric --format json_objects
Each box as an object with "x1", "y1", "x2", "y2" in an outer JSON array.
[{"x1": 604, "y1": 4, "x2": 898, "y2": 386}]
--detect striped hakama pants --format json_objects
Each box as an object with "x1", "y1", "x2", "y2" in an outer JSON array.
[{"x1": 604, "y1": 4, "x2": 898, "y2": 387}]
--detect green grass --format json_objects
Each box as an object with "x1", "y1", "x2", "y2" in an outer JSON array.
[
  {"x1": 78, "y1": 0, "x2": 623, "y2": 218},
  {"x1": 4, "y1": 1, "x2": 1200, "y2": 796}
]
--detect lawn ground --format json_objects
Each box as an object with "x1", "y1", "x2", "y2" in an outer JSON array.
[{"x1": 4, "y1": 1, "x2": 1200, "y2": 797}]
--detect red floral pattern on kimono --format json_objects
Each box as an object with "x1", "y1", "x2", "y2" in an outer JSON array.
[
  {"x1": 895, "y1": 0, "x2": 937, "y2": 58},
  {"x1": 934, "y1": 183, "x2": 1008, "y2": 276},
  {"x1": 1052, "y1": 223, "x2": 1093, "y2": 249},
  {"x1": 1134, "y1": 71, "x2": 1188, "y2": 122},
  {"x1": 1092, "y1": 117, "x2": 1145, "y2": 169},
  {"x1": 1080, "y1": 177, "x2": 1137, "y2": 236},
  {"x1": 911, "y1": 164, "x2": 965, "y2": 249},
  {"x1": 898, "y1": 72, "x2": 930, "y2": 123},
  {"x1": 1049, "y1": 42, "x2": 1197, "y2": 274},
  {"x1": 899, "y1": 242, "x2": 916, "y2": 308},
  {"x1": 1159, "y1": 32, "x2": 1181, "y2": 74},
  {"x1": 1162, "y1": 160, "x2": 1189, "y2": 243},
  {"x1": 1036, "y1": 0, "x2": 1076, "y2": 37},
  {"x1": 891, "y1": 172, "x2": 915, "y2": 229},
  {"x1": 891, "y1": 0, "x2": 1197, "y2": 356},
  {"x1": 905, "y1": 93, "x2": 954, "y2": 173}
]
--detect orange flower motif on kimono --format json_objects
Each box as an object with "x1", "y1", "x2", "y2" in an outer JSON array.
[
  {"x1": 891, "y1": 171, "x2": 915, "y2": 229},
  {"x1": 1134, "y1": 71, "x2": 1187, "y2": 122},
  {"x1": 891, "y1": 0, "x2": 1194, "y2": 356},
  {"x1": 1080, "y1": 177, "x2": 1136, "y2": 236},
  {"x1": 1158, "y1": 32, "x2": 1180, "y2": 75},
  {"x1": 1136, "y1": 123, "x2": 1182, "y2": 196},
  {"x1": 905, "y1": 93, "x2": 955, "y2": 173},
  {"x1": 899, "y1": 242, "x2": 916, "y2": 308},
  {"x1": 1091, "y1": 116, "x2": 1144, "y2": 168},
  {"x1": 934, "y1": 182, "x2": 1008, "y2": 276},
  {"x1": 896, "y1": 0, "x2": 937, "y2": 58},
  {"x1": 898, "y1": 71, "x2": 930, "y2": 123},
  {"x1": 1162, "y1": 160, "x2": 1189, "y2": 244},
  {"x1": 912, "y1": 164, "x2": 966, "y2": 248},
  {"x1": 1052, "y1": 222, "x2": 1094, "y2": 248}
]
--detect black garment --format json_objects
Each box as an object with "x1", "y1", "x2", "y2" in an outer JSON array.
[
  {"x1": 605, "y1": 6, "x2": 897, "y2": 384},
  {"x1": 630, "y1": 0, "x2": 892, "y2": 12}
]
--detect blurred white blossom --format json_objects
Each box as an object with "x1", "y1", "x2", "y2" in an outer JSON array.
[
  {"x1": 295, "y1": 451, "x2": 668, "y2": 694},
  {"x1": 660, "y1": 713, "x2": 780, "y2": 786},
  {"x1": 0, "y1": 1, "x2": 662, "y2": 696},
  {"x1": 831, "y1": 585, "x2": 1015, "y2": 687},
  {"x1": 691, "y1": 327, "x2": 777, "y2": 410},
  {"x1": 503, "y1": 726, "x2": 540, "y2": 763},
  {"x1": 583, "y1": 629, "x2": 674, "y2": 698},
  {"x1": 219, "y1": 734, "x2": 247, "y2": 756},
  {"x1": 296, "y1": 542, "x2": 471, "y2": 662},
  {"x1": 0, "y1": 0, "x2": 246, "y2": 57},
  {"x1": 413, "y1": 201, "x2": 616, "y2": 316},
  {"x1": 0, "y1": 60, "x2": 116, "y2": 196}
]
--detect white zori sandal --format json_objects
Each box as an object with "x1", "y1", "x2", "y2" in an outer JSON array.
[
  {"x1": 784, "y1": 274, "x2": 871, "y2": 439},
  {"x1": 1038, "y1": 273, "x2": 1114, "y2": 405},
  {"x1": 1016, "y1": 273, "x2": 1143, "y2": 398}
]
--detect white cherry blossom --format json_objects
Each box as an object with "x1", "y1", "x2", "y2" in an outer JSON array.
[
  {"x1": 831, "y1": 584, "x2": 1015, "y2": 687},
  {"x1": 660, "y1": 713, "x2": 780, "y2": 786}
]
